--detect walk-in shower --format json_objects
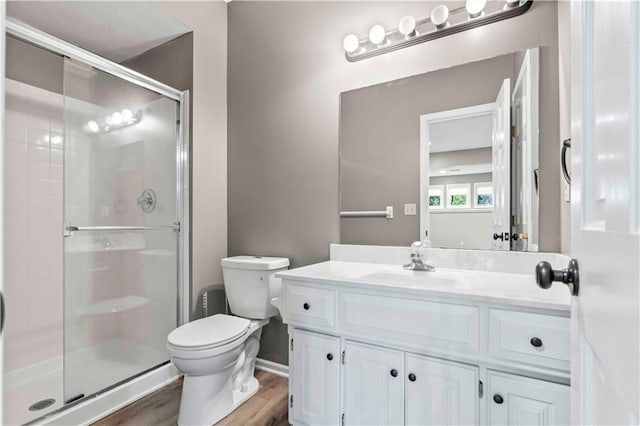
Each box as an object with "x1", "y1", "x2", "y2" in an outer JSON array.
[{"x1": 3, "y1": 20, "x2": 189, "y2": 425}]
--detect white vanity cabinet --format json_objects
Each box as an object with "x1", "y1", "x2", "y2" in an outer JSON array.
[
  {"x1": 342, "y1": 341, "x2": 404, "y2": 425},
  {"x1": 279, "y1": 264, "x2": 571, "y2": 426},
  {"x1": 405, "y1": 354, "x2": 479, "y2": 425},
  {"x1": 290, "y1": 329, "x2": 341, "y2": 426},
  {"x1": 487, "y1": 371, "x2": 570, "y2": 425}
]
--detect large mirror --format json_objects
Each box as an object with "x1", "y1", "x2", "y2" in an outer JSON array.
[{"x1": 340, "y1": 48, "x2": 558, "y2": 252}]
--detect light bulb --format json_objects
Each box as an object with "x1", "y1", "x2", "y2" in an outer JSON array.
[
  {"x1": 431, "y1": 5, "x2": 449, "y2": 28},
  {"x1": 398, "y1": 16, "x2": 417, "y2": 38},
  {"x1": 343, "y1": 34, "x2": 360, "y2": 54},
  {"x1": 466, "y1": 0, "x2": 487, "y2": 18},
  {"x1": 368, "y1": 24, "x2": 387, "y2": 45},
  {"x1": 122, "y1": 109, "x2": 134, "y2": 123},
  {"x1": 87, "y1": 120, "x2": 100, "y2": 133},
  {"x1": 112, "y1": 111, "x2": 123, "y2": 126}
]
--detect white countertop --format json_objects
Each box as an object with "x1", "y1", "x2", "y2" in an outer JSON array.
[{"x1": 277, "y1": 260, "x2": 571, "y2": 312}]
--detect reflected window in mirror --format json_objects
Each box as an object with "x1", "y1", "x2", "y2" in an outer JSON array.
[
  {"x1": 429, "y1": 185, "x2": 444, "y2": 209},
  {"x1": 474, "y1": 182, "x2": 494, "y2": 209}
]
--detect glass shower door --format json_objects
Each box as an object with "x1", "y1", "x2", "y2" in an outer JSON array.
[{"x1": 63, "y1": 59, "x2": 179, "y2": 402}]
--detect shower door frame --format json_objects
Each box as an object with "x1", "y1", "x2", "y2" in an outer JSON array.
[{"x1": 4, "y1": 17, "x2": 191, "y2": 329}]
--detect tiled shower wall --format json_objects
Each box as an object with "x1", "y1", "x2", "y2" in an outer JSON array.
[{"x1": 3, "y1": 78, "x2": 64, "y2": 372}]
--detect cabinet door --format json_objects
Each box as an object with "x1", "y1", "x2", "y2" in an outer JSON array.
[
  {"x1": 343, "y1": 341, "x2": 404, "y2": 425},
  {"x1": 291, "y1": 330, "x2": 340, "y2": 425},
  {"x1": 405, "y1": 353, "x2": 479, "y2": 425},
  {"x1": 487, "y1": 371, "x2": 570, "y2": 425}
]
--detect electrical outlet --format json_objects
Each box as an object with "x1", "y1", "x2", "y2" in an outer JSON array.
[{"x1": 404, "y1": 203, "x2": 417, "y2": 216}]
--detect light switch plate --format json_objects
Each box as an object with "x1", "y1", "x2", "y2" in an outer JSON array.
[{"x1": 404, "y1": 203, "x2": 417, "y2": 216}]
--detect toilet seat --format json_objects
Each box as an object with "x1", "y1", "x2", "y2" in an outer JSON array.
[{"x1": 168, "y1": 314, "x2": 250, "y2": 351}]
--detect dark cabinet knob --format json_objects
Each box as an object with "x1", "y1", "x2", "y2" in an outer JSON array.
[
  {"x1": 511, "y1": 233, "x2": 520, "y2": 241},
  {"x1": 390, "y1": 369, "x2": 398, "y2": 377},
  {"x1": 326, "y1": 353, "x2": 333, "y2": 361},
  {"x1": 493, "y1": 233, "x2": 505, "y2": 241},
  {"x1": 530, "y1": 337, "x2": 543, "y2": 348},
  {"x1": 493, "y1": 394, "x2": 504, "y2": 404},
  {"x1": 408, "y1": 373, "x2": 416, "y2": 382},
  {"x1": 303, "y1": 303, "x2": 310, "y2": 310}
]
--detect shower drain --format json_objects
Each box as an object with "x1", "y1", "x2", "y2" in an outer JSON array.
[{"x1": 28, "y1": 399, "x2": 55, "y2": 411}]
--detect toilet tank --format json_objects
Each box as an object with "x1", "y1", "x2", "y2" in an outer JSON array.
[{"x1": 221, "y1": 256, "x2": 290, "y2": 319}]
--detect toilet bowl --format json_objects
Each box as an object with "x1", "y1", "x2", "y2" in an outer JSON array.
[{"x1": 167, "y1": 256, "x2": 289, "y2": 426}]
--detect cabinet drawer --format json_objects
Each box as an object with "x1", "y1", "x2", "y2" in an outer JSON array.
[
  {"x1": 285, "y1": 284, "x2": 335, "y2": 328},
  {"x1": 338, "y1": 291, "x2": 480, "y2": 353},
  {"x1": 489, "y1": 309, "x2": 570, "y2": 370}
]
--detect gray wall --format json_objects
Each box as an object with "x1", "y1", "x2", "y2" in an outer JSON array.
[
  {"x1": 340, "y1": 54, "x2": 515, "y2": 246},
  {"x1": 6, "y1": 35, "x2": 63, "y2": 93},
  {"x1": 228, "y1": 1, "x2": 560, "y2": 365}
]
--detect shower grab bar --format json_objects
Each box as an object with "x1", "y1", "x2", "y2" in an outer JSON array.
[
  {"x1": 340, "y1": 206, "x2": 394, "y2": 219},
  {"x1": 65, "y1": 224, "x2": 180, "y2": 233}
]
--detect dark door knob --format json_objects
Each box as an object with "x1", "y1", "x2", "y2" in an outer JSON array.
[
  {"x1": 493, "y1": 394, "x2": 504, "y2": 404},
  {"x1": 303, "y1": 303, "x2": 310, "y2": 310},
  {"x1": 535, "y1": 259, "x2": 580, "y2": 296},
  {"x1": 530, "y1": 337, "x2": 543, "y2": 348},
  {"x1": 390, "y1": 369, "x2": 398, "y2": 377},
  {"x1": 408, "y1": 373, "x2": 416, "y2": 382},
  {"x1": 326, "y1": 353, "x2": 333, "y2": 361},
  {"x1": 493, "y1": 233, "x2": 505, "y2": 241}
]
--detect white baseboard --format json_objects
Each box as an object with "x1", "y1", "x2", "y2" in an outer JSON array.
[
  {"x1": 40, "y1": 363, "x2": 181, "y2": 425},
  {"x1": 255, "y1": 358, "x2": 289, "y2": 378}
]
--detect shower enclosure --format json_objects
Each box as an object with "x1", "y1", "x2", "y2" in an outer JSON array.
[{"x1": 3, "y1": 20, "x2": 189, "y2": 425}]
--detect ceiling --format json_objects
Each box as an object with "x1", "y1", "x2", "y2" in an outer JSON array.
[
  {"x1": 7, "y1": 1, "x2": 190, "y2": 63},
  {"x1": 429, "y1": 112, "x2": 493, "y2": 153}
]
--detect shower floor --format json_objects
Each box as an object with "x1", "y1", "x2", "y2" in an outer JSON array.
[{"x1": 3, "y1": 339, "x2": 167, "y2": 425}]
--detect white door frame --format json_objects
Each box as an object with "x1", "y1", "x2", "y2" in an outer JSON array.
[{"x1": 419, "y1": 103, "x2": 494, "y2": 241}]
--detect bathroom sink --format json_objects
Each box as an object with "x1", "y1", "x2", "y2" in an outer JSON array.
[{"x1": 354, "y1": 268, "x2": 476, "y2": 289}]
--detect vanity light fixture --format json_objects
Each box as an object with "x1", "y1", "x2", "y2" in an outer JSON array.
[
  {"x1": 430, "y1": 5, "x2": 450, "y2": 29},
  {"x1": 466, "y1": 0, "x2": 487, "y2": 18},
  {"x1": 343, "y1": 0, "x2": 533, "y2": 62},
  {"x1": 87, "y1": 120, "x2": 100, "y2": 133},
  {"x1": 85, "y1": 109, "x2": 142, "y2": 134},
  {"x1": 398, "y1": 16, "x2": 417, "y2": 38},
  {"x1": 368, "y1": 24, "x2": 388, "y2": 46},
  {"x1": 343, "y1": 34, "x2": 360, "y2": 54}
]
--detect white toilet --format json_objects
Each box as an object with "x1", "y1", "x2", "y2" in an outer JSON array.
[{"x1": 167, "y1": 255, "x2": 289, "y2": 426}]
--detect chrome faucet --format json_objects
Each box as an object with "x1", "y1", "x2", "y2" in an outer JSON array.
[{"x1": 404, "y1": 240, "x2": 434, "y2": 271}]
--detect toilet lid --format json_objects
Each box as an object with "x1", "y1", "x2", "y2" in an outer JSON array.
[{"x1": 168, "y1": 314, "x2": 251, "y2": 349}]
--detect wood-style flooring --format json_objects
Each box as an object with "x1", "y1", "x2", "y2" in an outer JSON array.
[{"x1": 93, "y1": 371, "x2": 289, "y2": 426}]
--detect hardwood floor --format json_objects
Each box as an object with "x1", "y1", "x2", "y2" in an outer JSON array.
[{"x1": 93, "y1": 371, "x2": 289, "y2": 426}]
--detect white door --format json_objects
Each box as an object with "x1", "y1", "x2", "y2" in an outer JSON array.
[
  {"x1": 343, "y1": 341, "x2": 404, "y2": 425},
  {"x1": 570, "y1": 0, "x2": 640, "y2": 424},
  {"x1": 511, "y1": 48, "x2": 540, "y2": 251},
  {"x1": 291, "y1": 330, "x2": 341, "y2": 425},
  {"x1": 487, "y1": 371, "x2": 569, "y2": 425},
  {"x1": 492, "y1": 78, "x2": 511, "y2": 250},
  {"x1": 405, "y1": 353, "x2": 478, "y2": 425},
  {"x1": 0, "y1": 2, "x2": 6, "y2": 423}
]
